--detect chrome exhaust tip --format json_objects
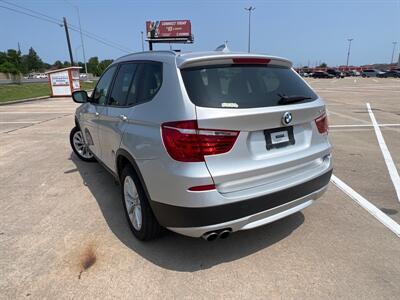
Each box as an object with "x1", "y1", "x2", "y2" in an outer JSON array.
[
  {"x1": 218, "y1": 229, "x2": 231, "y2": 239},
  {"x1": 202, "y1": 232, "x2": 218, "y2": 241}
]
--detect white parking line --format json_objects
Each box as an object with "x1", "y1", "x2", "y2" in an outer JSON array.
[
  {"x1": 330, "y1": 124, "x2": 400, "y2": 128},
  {"x1": 331, "y1": 175, "x2": 400, "y2": 237},
  {"x1": 0, "y1": 121, "x2": 40, "y2": 124},
  {"x1": 0, "y1": 112, "x2": 71, "y2": 114},
  {"x1": 367, "y1": 103, "x2": 400, "y2": 202}
]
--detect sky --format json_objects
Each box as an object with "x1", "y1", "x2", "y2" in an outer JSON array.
[{"x1": 1, "y1": 0, "x2": 399, "y2": 67}]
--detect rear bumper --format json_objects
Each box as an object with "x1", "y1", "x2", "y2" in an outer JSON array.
[{"x1": 149, "y1": 169, "x2": 332, "y2": 236}]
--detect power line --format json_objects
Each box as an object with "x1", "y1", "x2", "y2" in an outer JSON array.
[
  {"x1": 0, "y1": 1, "x2": 133, "y2": 52},
  {"x1": 0, "y1": 0, "x2": 62, "y2": 24},
  {"x1": 0, "y1": 4, "x2": 62, "y2": 26},
  {"x1": 68, "y1": 27, "x2": 132, "y2": 53},
  {"x1": 0, "y1": 1, "x2": 134, "y2": 53}
]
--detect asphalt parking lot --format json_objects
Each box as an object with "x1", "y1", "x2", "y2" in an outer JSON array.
[{"x1": 0, "y1": 77, "x2": 399, "y2": 298}]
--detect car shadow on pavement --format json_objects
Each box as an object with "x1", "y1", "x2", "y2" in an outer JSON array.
[{"x1": 71, "y1": 154, "x2": 305, "y2": 272}]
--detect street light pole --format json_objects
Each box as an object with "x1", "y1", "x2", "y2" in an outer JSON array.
[
  {"x1": 245, "y1": 6, "x2": 255, "y2": 53},
  {"x1": 141, "y1": 31, "x2": 144, "y2": 51},
  {"x1": 391, "y1": 41, "x2": 397, "y2": 64},
  {"x1": 76, "y1": 6, "x2": 88, "y2": 74},
  {"x1": 346, "y1": 38, "x2": 354, "y2": 67},
  {"x1": 75, "y1": 45, "x2": 82, "y2": 64},
  {"x1": 64, "y1": 1, "x2": 88, "y2": 74}
]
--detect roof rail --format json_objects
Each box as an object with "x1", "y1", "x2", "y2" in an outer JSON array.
[{"x1": 114, "y1": 50, "x2": 176, "y2": 62}]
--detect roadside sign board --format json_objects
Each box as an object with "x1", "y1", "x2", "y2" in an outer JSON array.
[
  {"x1": 46, "y1": 67, "x2": 81, "y2": 97},
  {"x1": 146, "y1": 20, "x2": 192, "y2": 39}
]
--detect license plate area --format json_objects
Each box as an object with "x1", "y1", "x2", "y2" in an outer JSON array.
[{"x1": 264, "y1": 127, "x2": 295, "y2": 150}]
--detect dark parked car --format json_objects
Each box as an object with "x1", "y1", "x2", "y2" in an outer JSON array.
[
  {"x1": 377, "y1": 70, "x2": 400, "y2": 78},
  {"x1": 313, "y1": 71, "x2": 335, "y2": 79},
  {"x1": 326, "y1": 69, "x2": 344, "y2": 78}
]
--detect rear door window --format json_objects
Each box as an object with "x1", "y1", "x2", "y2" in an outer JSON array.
[
  {"x1": 109, "y1": 63, "x2": 138, "y2": 106},
  {"x1": 181, "y1": 65, "x2": 317, "y2": 109},
  {"x1": 92, "y1": 65, "x2": 117, "y2": 105}
]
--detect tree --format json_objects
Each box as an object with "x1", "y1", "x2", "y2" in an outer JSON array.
[
  {"x1": 23, "y1": 47, "x2": 44, "y2": 72},
  {"x1": 0, "y1": 61, "x2": 19, "y2": 74},
  {"x1": 0, "y1": 51, "x2": 7, "y2": 65},
  {"x1": 63, "y1": 61, "x2": 71, "y2": 68},
  {"x1": 53, "y1": 60, "x2": 63, "y2": 69},
  {"x1": 6, "y1": 49, "x2": 23, "y2": 73},
  {"x1": 318, "y1": 62, "x2": 328, "y2": 68},
  {"x1": 87, "y1": 56, "x2": 99, "y2": 75},
  {"x1": 98, "y1": 59, "x2": 113, "y2": 75}
]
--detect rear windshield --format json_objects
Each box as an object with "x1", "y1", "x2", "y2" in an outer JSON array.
[{"x1": 181, "y1": 65, "x2": 318, "y2": 108}]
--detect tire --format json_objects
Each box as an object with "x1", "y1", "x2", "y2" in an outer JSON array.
[
  {"x1": 70, "y1": 126, "x2": 96, "y2": 162},
  {"x1": 120, "y1": 164, "x2": 162, "y2": 241}
]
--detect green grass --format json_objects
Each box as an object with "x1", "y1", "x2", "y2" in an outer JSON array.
[{"x1": 0, "y1": 81, "x2": 97, "y2": 103}]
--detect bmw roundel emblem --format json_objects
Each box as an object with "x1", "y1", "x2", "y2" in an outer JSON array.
[{"x1": 282, "y1": 112, "x2": 293, "y2": 125}]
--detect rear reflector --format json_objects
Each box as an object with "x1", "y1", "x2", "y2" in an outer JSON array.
[
  {"x1": 232, "y1": 58, "x2": 271, "y2": 64},
  {"x1": 315, "y1": 113, "x2": 328, "y2": 134},
  {"x1": 188, "y1": 184, "x2": 216, "y2": 191},
  {"x1": 161, "y1": 120, "x2": 239, "y2": 162}
]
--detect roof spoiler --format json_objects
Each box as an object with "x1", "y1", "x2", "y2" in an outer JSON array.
[{"x1": 179, "y1": 55, "x2": 292, "y2": 69}]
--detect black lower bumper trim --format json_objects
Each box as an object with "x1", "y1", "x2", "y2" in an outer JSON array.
[{"x1": 150, "y1": 169, "x2": 332, "y2": 228}]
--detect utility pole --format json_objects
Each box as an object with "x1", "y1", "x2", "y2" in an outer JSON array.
[
  {"x1": 346, "y1": 38, "x2": 354, "y2": 67},
  {"x1": 141, "y1": 31, "x2": 144, "y2": 51},
  {"x1": 391, "y1": 41, "x2": 397, "y2": 64},
  {"x1": 245, "y1": 6, "x2": 255, "y2": 53},
  {"x1": 63, "y1": 17, "x2": 74, "y2": 66}
]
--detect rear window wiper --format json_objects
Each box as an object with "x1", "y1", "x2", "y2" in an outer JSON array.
[{"x1": 278, "y1": 93, "x2": 312, "y2": 105}]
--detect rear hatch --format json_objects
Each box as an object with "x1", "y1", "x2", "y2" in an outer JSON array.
[{"x1": 179, "y1": 55, "x2": 331, "y2": 196}]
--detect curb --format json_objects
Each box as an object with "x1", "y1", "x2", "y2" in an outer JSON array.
[
  {"x1": 0, "y1": 90, "x2": 93, "y2": 106},
  {"x1": 0, "y1": 95, "x2": 51, "y2": 106}
]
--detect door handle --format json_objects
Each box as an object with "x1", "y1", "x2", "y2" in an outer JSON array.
[
  {"x1": 95, "y1": 112, "x2": 99, "y2": 117},
  {"x1": 119, "y1": 114, "x2": 127, "y2": 121}
]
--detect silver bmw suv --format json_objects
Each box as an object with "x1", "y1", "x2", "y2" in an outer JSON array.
[{"x1": 70, "y1": 51, "x2": 332, "y2": 241}]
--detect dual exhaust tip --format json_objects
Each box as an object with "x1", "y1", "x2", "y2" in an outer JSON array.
[{"x1": 202, "y1": 229, "x2": 232, "y2": 241}]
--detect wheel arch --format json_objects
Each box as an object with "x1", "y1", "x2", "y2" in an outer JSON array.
[
  {"x1": 74, "y1": 116, "x2": 80, "y2": 129},
  {"x1": 115, "y1": 149, "x2": 152, "y2": 201}
]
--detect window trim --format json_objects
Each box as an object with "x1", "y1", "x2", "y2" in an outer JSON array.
[{"x1": 106, "y1": 60, "x2": 163, "y2": 108}]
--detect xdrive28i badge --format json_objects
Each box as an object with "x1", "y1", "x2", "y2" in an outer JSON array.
[{"x1": 282, "y1": 112, "x2": 293, "y2": 125}]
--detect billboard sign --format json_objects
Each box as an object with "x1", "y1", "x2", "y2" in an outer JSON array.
[{"x1": 146, "y1": 20, "x2": 192, "y2": 39}]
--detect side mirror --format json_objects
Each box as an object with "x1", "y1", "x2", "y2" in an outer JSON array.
[{"x1": 72, "y1": 90, "x2": 88, "y2": 103}]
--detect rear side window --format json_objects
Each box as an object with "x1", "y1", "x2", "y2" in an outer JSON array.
[
  {"x1": 181, "y1": 65, "x2": 317, "y2": 108},
  {"x1": 134, "y1": 62, "x2": 163, "y2": 104}
]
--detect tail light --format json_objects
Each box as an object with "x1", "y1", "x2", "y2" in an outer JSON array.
[
  {"x1": 161, "y1": 120, "x2": 239, "y2": 162},
  {"x1": 315, "y1": 113, "x2": 328, "y2": 134}
]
